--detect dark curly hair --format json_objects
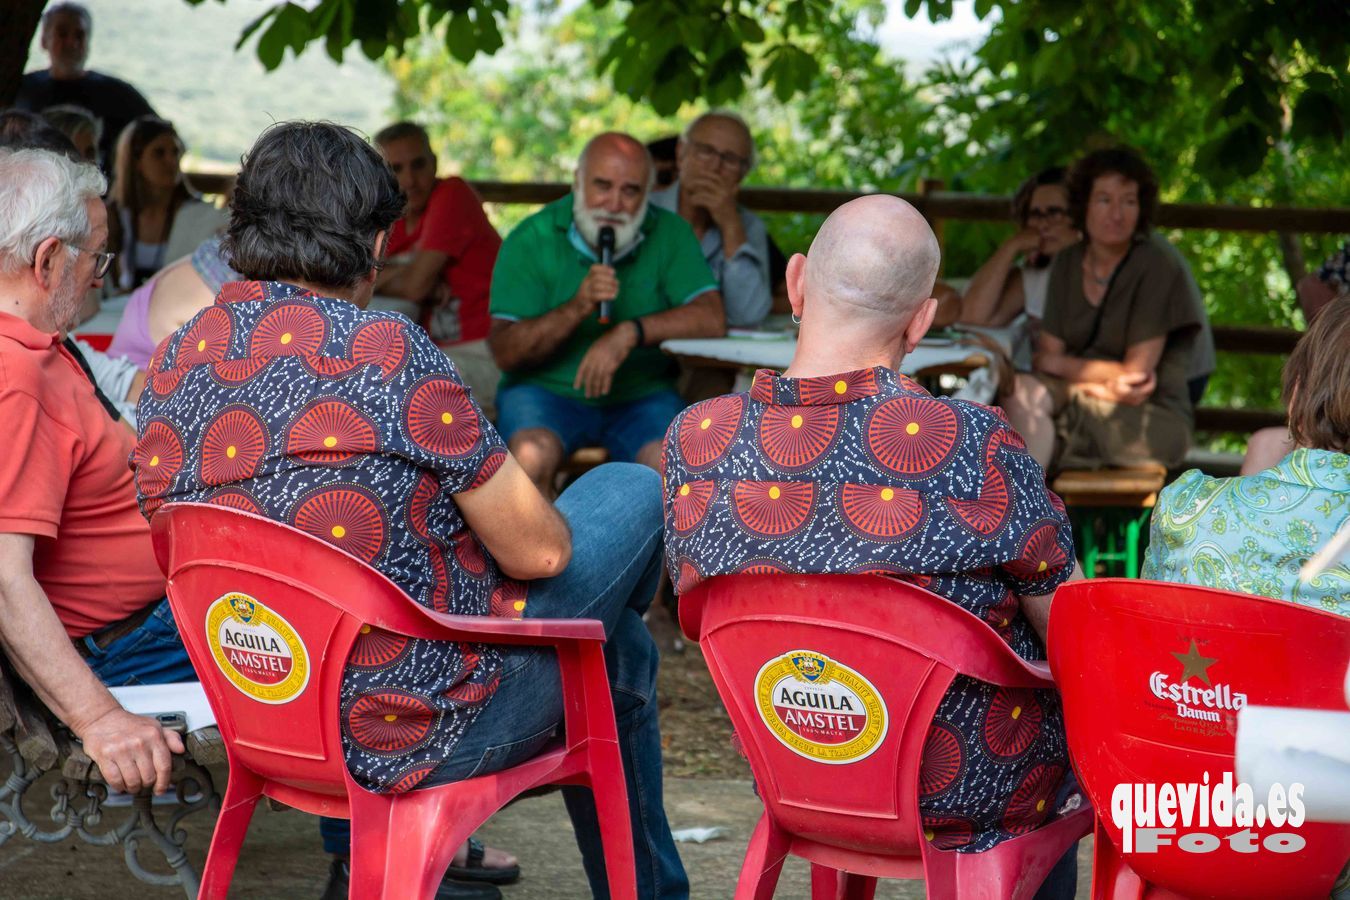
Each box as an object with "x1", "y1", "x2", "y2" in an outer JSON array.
[
  {"x1": 1010, "y1": 166, "x2": 1067, "y2": 225},
  {"x1": 1066, "y1": 146, "x2": 1158, "y2": 238},
  {"x1": 224, "y1": 121, "x2": 404, "y2": 289}
]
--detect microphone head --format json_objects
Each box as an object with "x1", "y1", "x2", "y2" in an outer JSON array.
[{"x1": 598, "y1": 226, "x2": 616, "y2": 253}]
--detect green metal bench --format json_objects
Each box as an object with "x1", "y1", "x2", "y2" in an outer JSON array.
[{"x1": 1051, "y1": 465, "x2": 1167, "y2": 578}]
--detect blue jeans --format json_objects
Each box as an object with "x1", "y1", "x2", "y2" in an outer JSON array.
[
  {"x1": 496, "y1": 383, "x2": 685, "y2": 462},
  {"x1": 323, "y1": 463, "x2": 688, "y2": 899},
  {"x1": 83, "y1": 598, "x2": 197, "y2": 688}
]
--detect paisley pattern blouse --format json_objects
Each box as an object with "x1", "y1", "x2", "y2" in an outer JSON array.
[{"x1": 1144, "y1": 448, "x2": 1350, "y2": 616}]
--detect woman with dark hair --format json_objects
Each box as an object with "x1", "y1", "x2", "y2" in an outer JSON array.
[
  {"x1": 1002, "y1": 146, "x2": 1214, "y2": 471},
  {"x1": 1143, "y1": 299, "x2": 1350, "y2": 615},
  {"x1": 957, "y1": 166, "x2": 1079, "y2": 329},
  {"x1": 106, "y1": 115, "x2": 224, "y2": 291}
]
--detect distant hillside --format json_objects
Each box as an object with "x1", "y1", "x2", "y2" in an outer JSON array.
[{"x1": 27, "y1": 0, "x2": 396, "y2": 166}]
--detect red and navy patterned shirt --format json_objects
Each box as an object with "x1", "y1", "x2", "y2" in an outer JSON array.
[
  {"x1": 132, "y1": 280, "x2": 517, "y2": 794},
  {"x1": 662, "y1": 366, "x2": 1075, "y2": 852}
]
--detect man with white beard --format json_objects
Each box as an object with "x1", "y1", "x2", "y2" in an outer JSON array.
[
  {"x1": 0, "y1": 148, "x2": 188, "y2": 799},
  {"x1": 489, "y1": 132, "x2": 725, "y2": 492}
]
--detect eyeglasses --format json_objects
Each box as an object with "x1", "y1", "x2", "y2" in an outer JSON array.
[
  {"x1": 73, "y1": 244, "x2": 116, "y2": 278},
  {"x1": 689, "y1": 140, "x2": 750, "y2": 173},
  {"x1": 1026, "y1": 206, "x2": 1070, "y2": 223},
  {"x1": 29, "y1": 241, "x2": 116, "y2": 279}
]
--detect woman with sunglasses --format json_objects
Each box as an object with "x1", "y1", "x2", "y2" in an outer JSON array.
[
  {"x1": 105, "y1": 116, "x2": 224, "y2": 292},
  {"x1": 1002, "y1": 146, "x2": 1214, "y2": 472}
]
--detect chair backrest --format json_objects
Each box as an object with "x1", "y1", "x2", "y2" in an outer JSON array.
[
  {"x1": 680, "y1": 574, "x2": 1056, "y2": 858},
  {"x1": 151, "y1": 503, "x2": 428, "y2": 807},
  {"x1": 1049, "y1": 579, "x2": 1350, "y2": 899}
]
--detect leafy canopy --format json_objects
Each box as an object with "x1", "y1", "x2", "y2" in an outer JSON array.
[{"x1": 190, "y1": 0, "x2": 1348, "y2": 183}]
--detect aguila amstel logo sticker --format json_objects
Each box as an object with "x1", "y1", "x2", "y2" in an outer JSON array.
[
  {"x1": 206, "y1": 592, "x2": 310, "y2": 704},
  {"x1": 755, "y1": 650, "x2": 888, "y2": 764}
]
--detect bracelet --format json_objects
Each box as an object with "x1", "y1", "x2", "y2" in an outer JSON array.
[{"x1": 629, "y1": 317, "x2": 645, "y2": 348}]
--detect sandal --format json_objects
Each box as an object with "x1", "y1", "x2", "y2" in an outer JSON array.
[{"x1": 446, "y1": 836, "x2": 521, "y2": 885}]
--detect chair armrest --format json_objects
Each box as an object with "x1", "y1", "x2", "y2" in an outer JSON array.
[
  {"x1": 374, "y1": 603, "x2": 607, "y2": 645},
  {"x1": 1021, "y1": 660, "x2": 1053, "y2": 684}
]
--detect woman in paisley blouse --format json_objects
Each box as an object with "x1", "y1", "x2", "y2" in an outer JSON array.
[{"x1": 1144, "y1": 300, "x2": 1350, "y2": 615}]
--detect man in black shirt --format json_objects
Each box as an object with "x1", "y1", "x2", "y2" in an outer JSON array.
[{"x1": 16, "y1": 2, "x2": 156, "y2": 171}]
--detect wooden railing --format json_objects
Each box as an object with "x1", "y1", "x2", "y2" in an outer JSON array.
[
  {"x1": 187, "y1": 172, "x2": 1350, "y2": 436},
  {"x1": 188, "y1": 173, "x2": 1350, "y2": 234}
]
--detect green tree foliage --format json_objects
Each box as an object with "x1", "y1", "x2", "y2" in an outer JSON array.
[
  {"x1": 386, "y1": 1, "x2": 1345, "y2": 435},
  {"x1": 192, "y1": 0, "x2": 1347, "y2": 181}
]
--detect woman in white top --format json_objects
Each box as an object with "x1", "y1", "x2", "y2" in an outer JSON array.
[
  {"x1": 946, "y1": 169, "x2": 1081, "y2": 373},
  {"x1": 106, "y1": 116, "x2": 225, "y2": 291}
]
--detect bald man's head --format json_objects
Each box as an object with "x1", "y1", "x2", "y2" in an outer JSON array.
[
  {"x1": 803, "y1": 195, "x2": 940, "y2": 322},
  {"x1": 576, "y1": 132, "x2": 653, "y2": 192}
]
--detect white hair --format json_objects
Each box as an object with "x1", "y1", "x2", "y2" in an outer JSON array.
[
  {"x1": 0, "y1": 149, "x2": 106, "y2": 274},
  {"x1": 682, "y1": 110, "x2": 756, "y2": 172}
]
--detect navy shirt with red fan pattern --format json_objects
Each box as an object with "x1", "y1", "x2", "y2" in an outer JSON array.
[
  {"x1": 132, "y1": 280, "x2": 516, "y2": 794},
  {"x1": 661, "y1": 367, "x2": 1075, "y2": 852}
]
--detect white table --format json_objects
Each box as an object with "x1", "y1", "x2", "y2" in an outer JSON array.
[{"x1": 660, "y1": 334, "x2": 994, "y2": 377}]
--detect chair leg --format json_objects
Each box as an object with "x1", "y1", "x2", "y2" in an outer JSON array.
[
  {"x1": 810, "y1": 863, "x2": 838, "y2": 898},
  {"x1": 587, "y1": 741, "x2": 638, "y2": 900},
  {"x1": 736, "y1": 812, "x2": 791, "y2": 900},
  {"x1": 808, "y1": 866, "x2": 877, "y2": 900},
  {"x1": 198, "y1": 766, "x2": 265, "y2": 899},
  {"x1": 1090, "y1": 818, "x2": 1147, "y2": 900},
  {"x1": 839, "y1": 872, "x2": 877, "y2": 900},
  {"x1": 347, "y1": 787, "x2": 482, "y2": 900}
]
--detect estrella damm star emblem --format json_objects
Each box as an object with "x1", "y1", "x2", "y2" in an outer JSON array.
[{"x1": 1172, "y1": 639, "x2": 1217, "y2": 685}]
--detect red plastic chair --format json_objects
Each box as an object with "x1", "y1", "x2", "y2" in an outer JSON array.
[
  {"x1": 151, "y1": 503, "x2": 635, "y2": 900},
  {"x1": 1048, "y1": 578, "x2": 1350, "y2": 900},
  {"x1": 680, "y1": 573, "x2": 1093, "y2": 900}
]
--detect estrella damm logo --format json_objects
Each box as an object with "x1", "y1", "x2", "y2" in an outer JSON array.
[
  {"x1": 755, "y1": 650, "x2": 888, "y2": 764},
  {"x1": 206, "y1": 592, "x2": 310, "y2": 704}
]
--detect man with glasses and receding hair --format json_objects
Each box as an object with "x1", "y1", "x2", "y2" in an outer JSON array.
[
  {"x1": 650, "y1": 111, "x2": 772, "y2": 327},
  {"x1": 0, "y1": 148, "x2": 189, "y2": 802}
]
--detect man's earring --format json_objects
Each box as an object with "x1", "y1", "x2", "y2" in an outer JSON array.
[{"x1": 791, "y1": 313, "x2": 802, "y2": 326}]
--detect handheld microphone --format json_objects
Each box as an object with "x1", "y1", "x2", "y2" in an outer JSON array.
[{"x1": 598, "y1": 226, "x2": 616, "y2": 324}]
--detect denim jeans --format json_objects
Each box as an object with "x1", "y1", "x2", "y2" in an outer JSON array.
[
  {"x1": 496, "y1": 383, "x2": 686, "y2": 462},
  {"x1": 82, "y1": 598, "x2": 197, "y2": 688},
  {"x1": 323, "y1": 463, "x2": 689, "y2": 899}
]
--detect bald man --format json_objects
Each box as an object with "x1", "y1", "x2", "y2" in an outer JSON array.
[
  {"x1": 489, "y1": 132, "x2": 725, "y2": 493},
  {"x1": 661, "y1": 196, "x2": 1082, "y2": 893},
  {"x1": 650, "y1": 111, "x2": 772, "y2": 327}
]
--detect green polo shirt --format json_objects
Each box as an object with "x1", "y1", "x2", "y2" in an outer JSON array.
[{"x1": 490, "y1": 195, "x2": 718, "y2": 405}]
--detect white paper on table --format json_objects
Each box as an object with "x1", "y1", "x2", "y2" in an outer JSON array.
[
  {"x1": 109, "y1": 682, "x2": 217, "y2": 734},
  {"x1": 1236, "y1": 705, "x2": 1350, "y2": 824}
]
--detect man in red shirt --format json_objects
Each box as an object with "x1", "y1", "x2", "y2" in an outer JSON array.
[
  {"x1": 0, "y1": 147, "x2": 188, "y2": 796},
  {"x1": 373, "y1": 122, "x2": 503, "y2": 409}
]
